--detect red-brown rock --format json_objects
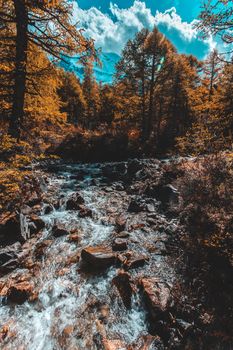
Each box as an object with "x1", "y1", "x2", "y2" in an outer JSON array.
[
  {"x1": 112, "y1": 270, "x2": 134, "y2": 309},
  {"x1": 0, "y1": 213, "x2": 22, "y2": 244},
  {"x1": 66, "y1": 193, "x2": 85, "y2": 210},
  {"x1": 129, "y1": 334, "x2": 164, "y2": 350},
  {"x1": 29, "y1": 214, "x2": 45, "y2": 235},
  {"x1": 81, "y1": 246, "x2": 116, "y2": 269},
  {"x1": 7, "y1": 281, "x2": 35, "y2": 304},
  {"x1": 112, "y1": 238, "x2": 128, "y2": 251},
  {"x1": 79, "y1": 205, "x2": 93, "y2": 218},
  {"x1": 115, "y1": 214, "x2": 127, "y2": 232},
  {"x1": 123, "y1": 253, "x2": 149, "y2": 270},
  {"x1": 52, "y1": 224, "x2": 69, "y2": 237},
  {"x1": 140, "y1": 278, "x2": 172, "y2": 316}
]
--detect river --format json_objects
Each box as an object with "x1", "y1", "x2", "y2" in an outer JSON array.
[{"x1": 0, "y1": 161, "x2": 179, "y2": 349}]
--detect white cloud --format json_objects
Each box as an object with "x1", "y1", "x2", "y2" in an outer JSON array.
[
  {"x1": 71, "y1": 0, "x2": 216, "y2": 58},
  {"x1": 155, "y1": 7, "x2": 198, "y2": 41}
]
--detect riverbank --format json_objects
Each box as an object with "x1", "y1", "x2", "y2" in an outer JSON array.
[{"x1": 0, "y1": 158, "x2": 232, "y2": 349}]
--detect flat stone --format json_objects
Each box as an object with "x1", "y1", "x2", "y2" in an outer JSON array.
[
  {"x1": 52, "y1": 224, "x2": 69, "y2": 237},
  {"x1": 124, "y1": 254, "x2": 149, "y2": 270},
  {"x1": 81, "y1": 246, "x2": 116, "y2": 269},
  {"x1": 112, "y1": 238, "x2": 128, "y2": 252}
]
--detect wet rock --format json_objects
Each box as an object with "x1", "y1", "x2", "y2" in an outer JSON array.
[
  {"x1": 130, "y1": 334, "x2": 165, "y2": 350},
  {"x1": 26, "y1": 191, "x2": 41, "y2": 207},
  {"x1": 102, "y1": 163, "x2": 127, "y2": 180},
  {"x1": 99, "y1": 304, "x2": 110, "y2": 322},
  {"x1": 176, "y1": 319, "x2": 193, "y2": 334},
  {"x1": 127, "y1": 159, "x2": 143, "y2": 178},
  {"x1": 128, "y1": 196, "x2": 145, "y2": 213},
  {"x1": 115, "y1": 214, "x2": 127, "y2": 232},
  {"x1": 146, "y1": 184, "x2": 179, "y2": 207},
  {"x1": 70, "y1": 169, "x2": 88, "y2": 180},
  {"x1": 90, "y1": 178, "x2": 99, "y2": 186},
  {"x1": 79, "y1": 205, "x2": 93, "y2": 218},
  {"x1": 154, "y1": 241, "x2": 167, "y2": 255},
  {"x1": 112, "y1": 271, "x2": 134, "y2": 309},
  {"x1": 28, "y1": 214, "x2": 45, "y2": 235},
  {"x1": 0, "y1": 243, "x2": 21, "y2": 274},
  {"x1": 123, "y1": 253, "x2": 149, "y2": 270},
  {"x1": 34, "y1": 240, "x2": 52, "y2": 259},
  {"x1": 102, "y1": 339, "x2": 126, "y2": 350},
  {"x1": 95, "y1": 319, "x2": 127, "y2": 350},
  {"x1": 66, "y1": 192, "x2": 85, "y2": 210},
  {"x1": 44, "y1": 204, "x2": 53, "y2": 215},
  {"x1": 81, "y1": 246, "x2": 116, "y2": 269},
  {"x1": 7, "y1": 281, "x2": 34, "y2": 304},
  {"x1": 0, "y1": 213, "x2": 23, "y2": 244},
  {"x1": 112, "y1": 238, "x2": 128, "y2": 252},
  {"x1": 52, "y1": 224, "x2": 69, "y2": 237},
  {"x1": 68, "y1": 233, "x2": 80, "y2": 242},
  {"x1": 21, "y1": 205, "x2": 32, "y2": 215},
  {"x1": 113, "y1": 182, "x2": 125, "y2": 191},
  {"x1": 0, "y1": 321, "x2": 16, "y2": 342},
  {"x1": 140, "y1": 278, "x2": 172, "y2": 317},
  {"x1": 116, "y1": 231, "x2": 130, "y2": 239},
  {"x1": 66, "y1": 252, "x2": 80, "y2": 265}
]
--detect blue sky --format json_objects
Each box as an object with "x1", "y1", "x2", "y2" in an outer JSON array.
[
  {"x1": 76, "y1": 0, "x2": 201, "y2": 22},
  {"x1": 72, "y1": 1, "x2": 227, "y2": 61}
]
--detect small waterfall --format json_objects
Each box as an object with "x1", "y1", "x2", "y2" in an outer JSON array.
[{"x1": 20, "y1": 213, "x2": 30, "y2": 240}]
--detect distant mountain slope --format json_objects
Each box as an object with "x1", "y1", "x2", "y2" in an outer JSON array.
[{"x1": 60, "y1": 52, "x2": 120, "y2": 84}]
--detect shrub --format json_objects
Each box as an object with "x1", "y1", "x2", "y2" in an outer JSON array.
[{"x1": 177, "y1": 154, "x2": 233, "y2": 259}]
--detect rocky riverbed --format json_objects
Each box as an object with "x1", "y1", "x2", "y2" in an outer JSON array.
[{"x1": 0, "y1": 159, "x2": 232, "y2": 349}]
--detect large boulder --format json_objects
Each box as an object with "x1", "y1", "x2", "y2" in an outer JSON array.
[
  {"x1": 25, "y1": 191, "x2": 41, "y2": 207},
  {"x1": 81, "y1": 246, "x2": 116, "y2": 269},
  {"x1": 34, "y1": 240, "x2": 52, "y2": 259},
  {"x1": 128, "y1": 196, "x2": 145, "y2": 213},
  {"x1": 102, "y1": 163, "x2": 127, "y2": 181},
  {"x1": 112, "y1": 271, "x2": 134, "y2": 309},
  {"x1": 0, "y1": 213, "x2": 23, "y2": 245},
  {"x1": 7, "y1": 281, "x2": 35, "y2": 304},
  {"x1": 28, "y1": 214, "x2": 45, "y2": 235},
  {"x1": 52, "y1": 224, "x2": 69, "y2": 237},
  {"x1": 66, "y1": 193, "x2": 85, "y2": 210},
  {"x1": 140, "y1": 278, "x2": 172, "y2": 318},
  {"x1": 0, "y1": 242, "x2": 21, "y2": 274},
  {"x1": 127, "y1": 159, "x2": 143, "y2": 178},
  {"x1": 146, "y1": 184, "x2": 179, "y2": 207},
  {"x1": 78, "y1": 205, "x2": 93, "y2": 218}
]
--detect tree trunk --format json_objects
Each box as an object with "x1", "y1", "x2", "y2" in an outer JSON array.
[
  {"x1": 9, "y1": 0, "x2": 28, "y2": 139},
  {"x1": 146, "y1": 52, "x2": 156, "y2": 140},
  {"x1": 141, "y1": 52, "x2": 147, "y2": 142}
]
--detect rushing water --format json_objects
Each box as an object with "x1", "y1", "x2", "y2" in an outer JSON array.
[{"x1": 0, "y1": 163, "x2": 175, "y2": 349}]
